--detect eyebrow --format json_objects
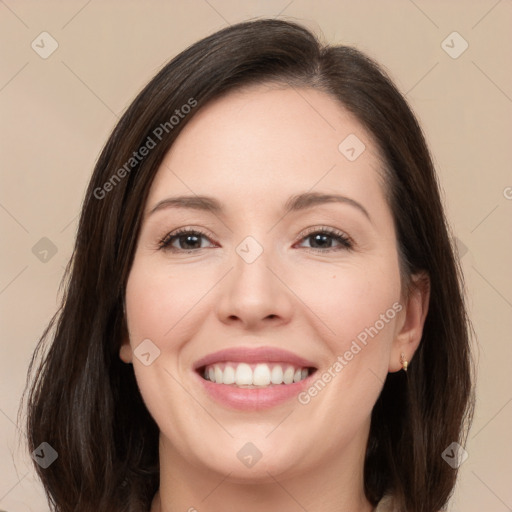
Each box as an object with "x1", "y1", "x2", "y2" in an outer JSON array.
[{"x1": 148, "y1": 192, "x2": 371, "y2": 222}]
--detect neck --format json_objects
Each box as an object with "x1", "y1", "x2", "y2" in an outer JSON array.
[{"x1": 151, "y1": 429, "x2": 374, "y2": 512}]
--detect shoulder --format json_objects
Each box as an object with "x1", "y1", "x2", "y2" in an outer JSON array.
[
  {"x1": 374, "y1": 495, "x2": 443, "y2": 512},
  {"x1": 374, "y1": 494, "x2": 395, "y2": 512}
]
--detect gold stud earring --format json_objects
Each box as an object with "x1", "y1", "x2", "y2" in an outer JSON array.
[{"x1": 400, "y1": 352, "x2": 408, "y2": 372}]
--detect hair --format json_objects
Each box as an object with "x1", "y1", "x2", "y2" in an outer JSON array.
[{"x1": 24, "y1": 18, "x2": 474, "y2": 512}]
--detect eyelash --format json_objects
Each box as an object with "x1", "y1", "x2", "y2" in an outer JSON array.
[
  {"x1": 158, "y1": 228, "x2": 216, "y2": 253},
  {"x1": 158, "y1": 226, "x2": 353, "y2": 253},
  {"x1": 298, "y1": 226, "x2": 353, "y2": 252}
]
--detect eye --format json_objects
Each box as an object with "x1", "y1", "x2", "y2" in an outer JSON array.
[
  {"x1": 295, "y1": 227, "x2": 353, "y2": 252},
  {"x1": 158, "y1": 228, "x2": 216, "y2": 252},
  {"x1": 158, "y1": 226, "x2": 353, "y2": 253}
]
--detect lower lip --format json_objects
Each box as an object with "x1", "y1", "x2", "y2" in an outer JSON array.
[{"x1": 194, "y1": 371, "x2": 315, "y2": 410}]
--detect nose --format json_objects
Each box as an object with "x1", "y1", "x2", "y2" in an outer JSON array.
[{"x1": 215, "y1": 241, "x2": 295, "y2": 330}]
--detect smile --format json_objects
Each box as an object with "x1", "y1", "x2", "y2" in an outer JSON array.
[
  {"x1": 193, "y1": 346, "x2": 318, "y2": 409},
  {"x1": 201, "y1": 362, "x2": 313, "y2": 387}
]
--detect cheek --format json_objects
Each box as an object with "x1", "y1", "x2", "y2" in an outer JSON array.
[
  {"x1": 125, "y1": 261, "x2": 208, "y2": 345},
  {"x1": 294, "y1": 261, "x2": 402, "y2": 433},
  {"x1": 292, "y1": 255, "x2": 402, "y2": 349}
]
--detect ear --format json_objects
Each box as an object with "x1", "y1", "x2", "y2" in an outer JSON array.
[
  {"x1": 119, "y1": 299, "x2": 133, "y2": 364},
  {"x1": 119, "y1": 338, "x2": 133, "y2": 364},
  {"x1": 389, "y1": 271, "x2": 430, "y2": 372}
]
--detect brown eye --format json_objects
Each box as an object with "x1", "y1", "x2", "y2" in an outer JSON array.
[
  {"x1": 296, "y1": 228, "x2": 353, "y2": 252},
  {"x1": 159, "y1": 229, "x2": 215, "y2": 252}
]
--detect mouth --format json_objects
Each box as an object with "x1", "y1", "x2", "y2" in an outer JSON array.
[
  {"x1": 198, "y1": 362, "x2": 316, "y2": 388},
  {"x1": 193, "y1": 346, "x2": 318, "y2": 409}
]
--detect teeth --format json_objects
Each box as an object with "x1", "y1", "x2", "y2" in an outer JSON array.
[
  {"x1": 253, "y1": 364, "x2": 271, "y2": 386},
  {"x1": 214, "y1": 366, "x2": 223, "y2": 384},
  {"x1": 223, "y1": 365, "x2": 235, "y2": 384},
  {"x1": 203, "y1": 362, "x2": 311, "y2": 386},
  {"x1": 235, "y1": 363, "x2": 252, "y2": 385},
  {"x1": 271, "y1": 365, "x2": 283, "y2": 384},
  {"x1": 283, "y1": 366, "x2": 295, "y2": 384}
]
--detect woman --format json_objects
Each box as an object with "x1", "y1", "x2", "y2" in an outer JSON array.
[{"x1": 25, "y1": 19, "x2": 474, "y2": 512}]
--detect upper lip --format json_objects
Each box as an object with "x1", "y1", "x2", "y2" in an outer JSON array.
[{"x1": 193, "y1": 346, "x2": 317, "y2": 370}]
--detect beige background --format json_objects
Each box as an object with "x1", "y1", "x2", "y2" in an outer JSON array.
[{"x1": 1, "y1": 1, "x2": 511, "y2": 510}]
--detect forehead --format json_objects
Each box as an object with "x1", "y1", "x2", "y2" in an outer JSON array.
[{"x1": 146, "y1": 85, "x2": 387, "y2": 214}]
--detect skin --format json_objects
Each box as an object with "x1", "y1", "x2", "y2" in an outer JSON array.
[{"x1": 120, "y1": 85, "x2": 430, "y2": 512}]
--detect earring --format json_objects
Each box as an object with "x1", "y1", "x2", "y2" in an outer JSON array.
[{"x1": 400, "y1": 352, "x2": 408, "y2": 372}]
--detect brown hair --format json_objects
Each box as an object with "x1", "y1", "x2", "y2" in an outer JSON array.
[{"x1": 24, "y1": 18, "x2": 474, "y2": 512}]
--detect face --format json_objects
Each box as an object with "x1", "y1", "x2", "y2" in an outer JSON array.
[{"x1": 121, "y1": 85, "x2": 424, "y2": 482}]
